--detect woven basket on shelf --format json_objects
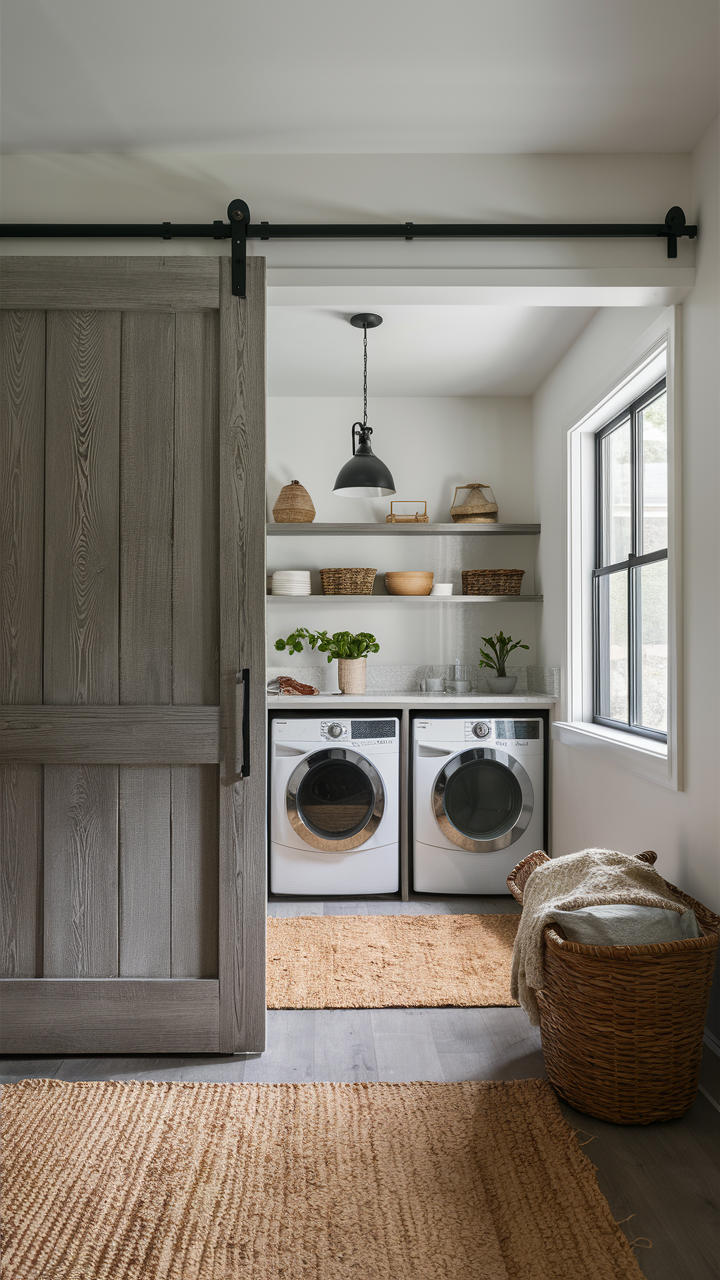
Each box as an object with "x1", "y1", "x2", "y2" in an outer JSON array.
[
  {"x1": 462, "y1": 569, "x2": 525, "y2": 596},
  {"x1": 507, "y1": 850, "x2": 720, "y2": 1124},
  {"x1": 272, "y1": 480, "x2": 316, "y2": 523},
  {"x1": 319, "y1": 568, "x2": 376, "y2": 596}
]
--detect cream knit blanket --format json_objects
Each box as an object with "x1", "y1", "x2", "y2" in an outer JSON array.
[{"x1": 511, "y1": 848, "x2": 687, "y2": 1025}]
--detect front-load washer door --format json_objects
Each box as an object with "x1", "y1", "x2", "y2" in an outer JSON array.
[
  {"x1": 433, "y1": 748, "x2": 533, "y2": 853},
  {"x1": 287, "y1": 747, "x2": 385, "y2": 852}
]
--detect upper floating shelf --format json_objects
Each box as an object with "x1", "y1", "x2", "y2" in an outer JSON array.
[{"x1": 267, "y1": 522, "x2": 540, "y2": 537}]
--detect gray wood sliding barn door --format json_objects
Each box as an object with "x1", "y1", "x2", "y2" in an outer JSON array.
[{"x1": 0, "y1": 256, "x2": 267, "y2": 1054}]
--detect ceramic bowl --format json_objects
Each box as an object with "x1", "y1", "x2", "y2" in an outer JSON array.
[{"x1": 384, "y1": 571, "x2": 434, "y2": 596}]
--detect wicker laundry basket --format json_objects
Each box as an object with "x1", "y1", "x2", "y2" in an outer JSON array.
[
  {"x1": 462, "y1": 569, "x2": 525, "y2": 595},
  {"x1": 319, "y1": 568, "x2": 376, "y2": 595},
  {"x1": 507, "y1": 850, "x2": 719, "y2": 1124}
]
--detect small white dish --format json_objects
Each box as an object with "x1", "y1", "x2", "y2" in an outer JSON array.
[
  {"x1": 272, "y1": 570, "x2": 311, "y2": 595},
  {"x1": 430, "y1": 583, "x2": 453, "y2": 596}
]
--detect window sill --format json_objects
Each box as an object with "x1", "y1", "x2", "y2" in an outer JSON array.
[{"x1": 552, "y1": 720, "x2": 678, "y2": 790}]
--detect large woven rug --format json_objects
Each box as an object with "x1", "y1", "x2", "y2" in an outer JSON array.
[
  {"x1": 1, "y1": 1078, "x2": 643, "y2": 1280},
  {"x1": 267, "y1": 913, "x2": 519, "y2": 1008}
]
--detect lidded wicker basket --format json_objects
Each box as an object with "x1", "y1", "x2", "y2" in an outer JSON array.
[
  {"x1": 272, "y1": 480, "x2": 316, "y2": 524},
  {"x1": 462, "y1": 569, "x2": 525, "y2": 596},
  {"x1": 320, "y1": 567, "x2": 376, "y2": 595},
  {"x1": 450, "y1": 483, "x2": 498, "y2": 523},
  {"x1": 507, "y1": 850, "x2": 720, "y2": 1124}
]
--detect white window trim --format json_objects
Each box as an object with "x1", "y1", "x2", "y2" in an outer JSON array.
[{"x1": 552, "y1": 307, "x2": 682, "y2": 790}]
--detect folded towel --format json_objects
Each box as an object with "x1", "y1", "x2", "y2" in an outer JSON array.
[
  {"x1": 510, "y1": 848, "x2": 690, "y2": 1024},
  {"x1": 267, "y1": 676, "x2": 319, "y2": 696},
  {"x1": 551, "y1": 903, "x2": 700, "y2": 947}
]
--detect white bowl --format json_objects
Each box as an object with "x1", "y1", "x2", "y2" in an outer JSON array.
[{"x1": 430, "y1": 583, "x2": 453, "y2": 596}]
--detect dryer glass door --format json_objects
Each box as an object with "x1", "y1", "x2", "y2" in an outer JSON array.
[
  {"x1": 433, "y1": 748, "x2": 533, "y2": 853},
  {"x1": 288, "y1": 748, "x2": 385, "y2": 852}
]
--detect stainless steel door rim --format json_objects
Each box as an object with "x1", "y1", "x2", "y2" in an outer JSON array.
[
  {"x1": 433, "y1": 747, "x2": 534, "y2": 853},
  {"x1": 287, "y1": 746, "x2": 385, "y2": 852}
]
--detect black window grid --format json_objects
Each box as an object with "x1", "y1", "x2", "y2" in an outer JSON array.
[{"x1": 593, "y1": 377, "x2": 668, "y2": 742}]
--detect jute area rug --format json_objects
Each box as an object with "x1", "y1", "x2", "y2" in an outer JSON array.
[
  {"x1": 267, "y1": 913, "x2": 519, "y2": 1008},
  {"x1": 1, "y1": 1078, "x2": 644, "y2": 1280}
]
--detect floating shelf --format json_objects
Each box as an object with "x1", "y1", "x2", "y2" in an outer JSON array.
[
  {"x1": 267, "y1": 594, "x2": 543, "y2": 604},
  {"x1": 267, "y1": 522, "x2": 540, "y2": 537}
]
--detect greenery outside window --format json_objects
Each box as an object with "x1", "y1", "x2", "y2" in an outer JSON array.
[{"x1": 593, "y1": 378, "x2": 668, "y2": 742}]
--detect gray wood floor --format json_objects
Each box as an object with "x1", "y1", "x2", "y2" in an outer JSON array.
[{"x1": 2, "y1": 895, "x2": 717, "y2": 1280}]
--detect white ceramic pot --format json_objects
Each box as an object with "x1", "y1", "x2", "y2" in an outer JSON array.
[
  {"x1": 338, "y1": 657, "x2": 367, "y2": 695},
  {"x1": 486, "y1": 674, "x2": 518, "y2": 694}
]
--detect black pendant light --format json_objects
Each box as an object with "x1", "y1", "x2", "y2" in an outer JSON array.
[{"x1": 333, "y1": 313, "x2": 396, "y2": 497}]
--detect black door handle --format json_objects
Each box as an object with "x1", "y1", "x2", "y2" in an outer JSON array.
[{"x1": 236, "y1": 669, "x2": 251, "y2": 778}]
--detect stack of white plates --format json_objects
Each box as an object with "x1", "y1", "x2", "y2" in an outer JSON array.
[{"x1": 271, "y1": 570, "x2": 312, "y2": 596}]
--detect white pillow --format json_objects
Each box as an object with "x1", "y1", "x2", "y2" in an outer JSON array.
[{"x1": 551, "y1": 903, "x2": 700, "y2": 946}]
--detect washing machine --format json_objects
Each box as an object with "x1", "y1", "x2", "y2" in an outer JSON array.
[
  {"x1": 271, "y1": 716, "x2": 400, "y2": 895},
  {"x1": 413, "y1": 716, "x2": 545, "y2": 894}
]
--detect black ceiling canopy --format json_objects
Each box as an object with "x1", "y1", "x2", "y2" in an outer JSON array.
[{"x1": 0, "y1": 199, "x2": 696, "y2": 298}]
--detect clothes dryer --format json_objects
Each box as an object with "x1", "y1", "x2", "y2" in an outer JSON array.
[
  {"x1": 271, "y1": 716, "x2": 400, "y2": 895},
  {"x1": 413, "y1": 716, "x2": 545, "y2": 894}
]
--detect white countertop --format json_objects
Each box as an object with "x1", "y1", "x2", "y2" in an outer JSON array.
[{"x1": 267, "y1": 691, "x2": 556, "y2": 709}]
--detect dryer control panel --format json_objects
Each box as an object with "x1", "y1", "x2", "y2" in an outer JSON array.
[
  {"x1": 463, "y1": 718, "x2": 542, "y2": 744},
  {"x1": 415, "y1": 718, "x2": 543, "y2": 754}
]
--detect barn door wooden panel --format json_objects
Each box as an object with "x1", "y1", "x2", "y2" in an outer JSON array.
[
  {"x1": 42, "y1": 308, "x2": 121, "y2": 981},
  {"x1": 0, "y1": 310, "x2": 45, "y2": 980},
  {"x1": 171, "y1": 311, "x2": 220, "y2": 981},
  {"x1": 218, "y1": 258, "x2": 267, "y2": 1053},
  {"x1": 0, "y1": 257, "x2": 266, "y2": 1054}
]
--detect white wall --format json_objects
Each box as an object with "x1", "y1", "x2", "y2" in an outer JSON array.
[
  {"x1": 267, "y1": 395, "x2": 539, "y2": 668},
  {"x1": 268, "y1": 396, "x2": 534, "y2": 524},
  {"x1": 533, "y1": 118, "x2": 720, "y2": 919}
]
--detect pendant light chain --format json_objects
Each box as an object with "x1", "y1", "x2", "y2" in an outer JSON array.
[{"x1": 363, "y1": 324, "x2": 368, "y2": 428}]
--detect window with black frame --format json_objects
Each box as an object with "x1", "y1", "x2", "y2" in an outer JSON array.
[{"x1": 594, "y1": 378, "x2": 668, "y2": 741}]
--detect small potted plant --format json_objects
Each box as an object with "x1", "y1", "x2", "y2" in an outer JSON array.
[
  {"x1": 478, "y1": 630, "x2": 529, "y2": 694},
  {"x1": 275, "y1": 628, "x2": 380, "y2": 695}
]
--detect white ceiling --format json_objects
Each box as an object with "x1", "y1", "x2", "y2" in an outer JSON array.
[
  {"x1": 267, "y1": 305, "x2": 596, "y2": 396},
  {"x1": 1, "y1": 0, "x2": 717, "y2": 154}
]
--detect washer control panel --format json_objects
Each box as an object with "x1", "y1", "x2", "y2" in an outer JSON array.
[
  {"x1": 274, "y1": 718, "x2": 399, "y2": 751},
  {"x1": 321, "y1": 720, "x2": 349, "y2": 740},
  {"x1": 467, "y1": 720, "x2": 492, "y2": 740}
]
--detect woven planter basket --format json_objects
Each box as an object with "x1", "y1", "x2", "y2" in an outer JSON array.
[
  {"x1": 462, "y1": 569, "x2": 525, "y2": 596},
  {"x1": 320, "y1": 568, "x2": 376, "y2": 595},
  {"x1": 507, "y1": 850, "x2": 720, "y2": 1124}
]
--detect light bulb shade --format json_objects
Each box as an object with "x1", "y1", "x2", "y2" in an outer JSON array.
[
  {"x1": 333, "y1": 435, "x2": 396, "y2": 497},
  {"x1": 333, "y1": 456, "x2": 396, "y2": 496}
]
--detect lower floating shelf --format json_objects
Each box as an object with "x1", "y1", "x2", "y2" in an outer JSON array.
[{"x1": 266, "y1": 594, "x2": 543, "y2": 604}]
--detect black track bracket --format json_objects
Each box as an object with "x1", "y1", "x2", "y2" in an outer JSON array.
[{"x1": 227, "y1": 199, "x2": 250, "y2": 298}]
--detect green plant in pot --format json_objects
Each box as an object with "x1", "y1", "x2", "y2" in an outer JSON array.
[
  {"x1": 478, "y1": 631, "x2": 529, "y2": 695},
  {"x1": 275, "y1": 628, "x2": 380, "y2": 695}
]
